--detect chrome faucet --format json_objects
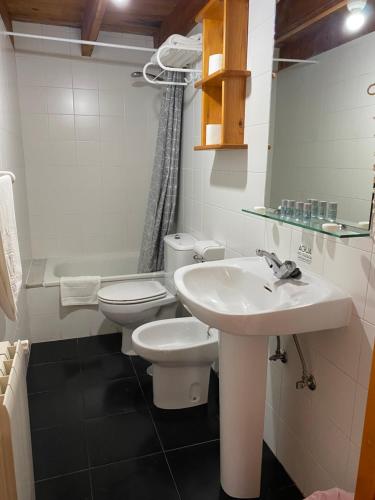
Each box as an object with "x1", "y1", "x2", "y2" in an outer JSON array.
[{"x1": 256, "y1": 249, "x2": 302, "y2": 280}]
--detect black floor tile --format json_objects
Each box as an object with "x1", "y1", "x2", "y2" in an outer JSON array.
[
  {"x1": 131, "y1": 355, "x2": 151, "y2": 378},
  {"x1": 78, "y1": 333, "x2": 122, "y2": 358},
  {"x1": 151, "y1": 400, "x2": 219, "y2": 450},
  {"x1": 86, "y1": 411, "x2": 162, "y2": 467},
  {"x1": 29, "y1": 390, "x2": 83, "y2": 430},
  {"x1": 83, "y1": 378, "x2": 146, "y2": 419},
  {"x1": 31, "y1": 423, "x2": 88, "y2": 480},
  {"x1": 138, "y1": 365, "x2": 219, "y2": 450},
  {"x1": 265, "y1": 485, "x2": 303, "y2": 500},
  {"x1": 27, "y1": 360, "x2": 81, "y2": 394},
  {"x1": 81, "y1": 353, "x2": 134, "y2": 387},
  {"x1": 154, "y1": 408, "x2": 219, "y2": 451},
  {"x1": 167, "y1": 441, "x2": 230, "y2": 500},
  {"x1": 35, "y1": 471, "x2": 91, "y2": 500},
  {"x1": 168, "y1": 441, "x2": 300, "y2": 500},
  {"x1": 29, "y1": 339, "x2": 79, "y2": 366},
  {"x1": 91, "y1": 453, "x2": 180, "y2": 500},
  {"x1": 260, "y1": 443, "x2": 294, "y2": 496}
]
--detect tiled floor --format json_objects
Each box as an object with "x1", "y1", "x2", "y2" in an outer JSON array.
[{"x1": 27, "y1": 333, "x2": 303, "y2": 500}]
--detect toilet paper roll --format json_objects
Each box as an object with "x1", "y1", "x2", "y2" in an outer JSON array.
[
  {"x1": 206, "y1": 124, "x2": 222, "y2": 145},
  {"x1": 208, "y1": 53, "x2": 223, "y2": 75}
]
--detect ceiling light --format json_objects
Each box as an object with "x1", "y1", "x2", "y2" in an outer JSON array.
[
  {"x1": 346, "y1": 0, "x2": 367, "y2": 32},
  {"x1": 112, "y1": 0, "x2": 129, "y2": 6}
]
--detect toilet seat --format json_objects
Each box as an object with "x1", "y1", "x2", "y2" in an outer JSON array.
[{"x1": 98, "y1": 281, "x2": 167, "y2": 305}]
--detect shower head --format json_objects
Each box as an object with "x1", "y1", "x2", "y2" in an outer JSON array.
[{"x1": 131, "y1": 71, "x2": 164, "y2": 82}]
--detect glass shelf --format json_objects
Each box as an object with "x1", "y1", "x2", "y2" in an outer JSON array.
[{"x1": 242, "y1": 208, "x2": 371, "y2": 239}]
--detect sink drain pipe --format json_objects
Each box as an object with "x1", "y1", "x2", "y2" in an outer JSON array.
[{"x1": 269, "y1": 335, "x2": 317, "y2": 391}]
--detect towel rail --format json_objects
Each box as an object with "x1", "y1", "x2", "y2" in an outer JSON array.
[
  {"x1": 0, "y1": 171, "x2": 16, "y2": 184},
  {"x1": 143, "y1": 41, "x2": 202, "y2": 86}
]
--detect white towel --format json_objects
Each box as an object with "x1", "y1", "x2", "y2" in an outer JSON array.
[
  {"x1": 0, "y1": 176, "x2": 22, "y2": 321},
  {"x1": 152, "y1": 34, "x2": 202, "y2": 68},
  {"x1": 60, "y1": 276, "x2": 101, "y2": 306}
]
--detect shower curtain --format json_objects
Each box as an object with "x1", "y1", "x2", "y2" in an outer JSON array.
[{"x1": 138, "y1": 71, "x2": 185, "y2": 273}]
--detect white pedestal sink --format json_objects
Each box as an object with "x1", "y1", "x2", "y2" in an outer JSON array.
[{"x1": 174, "y1": 257, "x2": 351, "y2": 499}]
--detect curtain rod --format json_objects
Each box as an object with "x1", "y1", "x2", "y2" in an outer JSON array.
[
  {"x1": 0, "y1": 31, "x2": 156, "y2": 53},
  {"x1": 273, "y1": 57, "x2": 318, "y2": 64}
]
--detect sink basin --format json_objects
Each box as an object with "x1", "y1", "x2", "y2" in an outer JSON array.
[
  {"x1": 174, "y1": 257, "x2": 352, "y2": 499},
  {"x1": 174, "y1": 257, "x2": 352, "y2": 336}
]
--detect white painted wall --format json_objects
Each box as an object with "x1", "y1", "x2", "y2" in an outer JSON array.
[
  {"x1": 269, "y1": 32, "x2": 375, "y2": 223},
  {"x1": 15, "y1": 22, "x2": 160, "y2": 258},
  {"x1": 0, "y1": 22, "x2": 32, "y2": 342},
  {"x1": 179, "y1": 0, "x2": 374, "y2": 495}
]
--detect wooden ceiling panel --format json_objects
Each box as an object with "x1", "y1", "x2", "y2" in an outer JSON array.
[
  {"x1": 7, "y1": 0, "x2": 85, "y2": 27},
  {"x1": 4, "y1": 0, "x2": 206, "y2": 56},
  {"x1": 104, "y1": 0, "x2": 178, "y2": 22},
  {"x1": 276, "y1": 0, "x2": 375, "y2": 67},
  {"x1": 6, "y1": 0, "x2": 180, "y2": 33}
]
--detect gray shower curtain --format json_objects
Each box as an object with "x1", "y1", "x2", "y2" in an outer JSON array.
[{"x1": 138, "y1": 71, "x2": 185, "y2": 273}]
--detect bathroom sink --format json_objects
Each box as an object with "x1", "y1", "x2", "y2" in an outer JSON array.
[
  {"x1": 174, "y1": 257, "x2": 351, "y2": 336},
  {"x1": 174, "y1": 257, "x2": 352, "y2": 499}
]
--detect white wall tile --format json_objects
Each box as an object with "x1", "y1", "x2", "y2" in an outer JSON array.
[
  {"x1": 72, "y1": 60, "x2": 98, "y2": 89},
  {"x1": 75, "y1": 115, "x2": 100, "y2": 141},
  {"x1": 48, "y1": 114, "x2": 75, "y2": 141},
  {"x1": 22, "y1": 114, "x2": 49, "y2": 142},
  {"x1": 364, "y1": 251, "x2": 375, "y2": 324},
  {"x1": 99, "y1": 90, "x2": 124, "y2": 116},
  {"x1": 350, "y1": 384, "x2": 368, "y2": 447},
  {"x1": 47, "y1": 88, "x2": 74, "y2": 115},
  {"x1": 323, "y1": 240, "x2": 371, "y2": 318},
  {"x1": 73, "y1": 89, "x2": 99, "y2": 115},
  {"x1": 17, "y1": 22, "x2": 157, "y2": 260},
  {"x1": 19, "y1": 86, "x2": 48, "y2": 114},
  {"x1": 0, "y1": 18, "x2": 32, "y2": 343},
  {"x1": 357, "y1": 319, "x2": 375, "y2": 388},
  {"x1": 313, "y1": 353, "x2": 357, "y2": 437}
]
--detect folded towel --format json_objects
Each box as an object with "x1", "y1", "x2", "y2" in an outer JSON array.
[
  {"x1": 60, "y1": 276, "x2": 101, "y2": 306},
  {"x1": 152, "y1": 34, "x2": 202, "y2": 68},
  {"x1": 304, "y1": 489, "x2": 354, "y2": 500},
  {"x1": 0, "y1": 176, "x2": 22, "y2": 321}
]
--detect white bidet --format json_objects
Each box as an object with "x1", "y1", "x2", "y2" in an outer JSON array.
[{"x1": 132, "y1": 317, "x2": 219, "y2": 409}]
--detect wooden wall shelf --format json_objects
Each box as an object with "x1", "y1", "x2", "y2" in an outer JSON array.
[
  {"x1": 195, "y1": 69, "x2": 251, "y2": 89},
  {"x1": 194, "y1": 144, "x2": 248, "y2": 151},
  {"x1": 194, "y1": 0, "x2": 250, "y2": 151}
]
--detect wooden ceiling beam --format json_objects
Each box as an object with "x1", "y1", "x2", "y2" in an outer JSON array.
[
  {"x1": 278, "y1": 6, "x2": 375, "y2": 66},
  {"x1": 81, "y1": 0, "x2": 110, "y2": 57},
  {"x1": 156, "y1": 0, "x2": 207, "y2": 47},
  {"x1": 276, "y1": 0, "x2": 347, "y2": 44},
  {"x1": 0, "y1": 0, "x2": 14, "y2": 47}
]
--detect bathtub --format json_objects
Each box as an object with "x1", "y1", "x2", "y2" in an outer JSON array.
[
  {"x1": 42, "y1": 252, "x2": 164, "y2": 287},
  {"x1": 26, "y1": 253, "x2": 166, "y2": 343}
]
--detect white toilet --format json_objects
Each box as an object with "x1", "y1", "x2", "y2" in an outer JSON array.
[
  {"x1": 132, "y1": 317, "x2": 219, "y2": 409},
  {"x1": 98, "y1": 234, "x2": 198, "y2": 355}
]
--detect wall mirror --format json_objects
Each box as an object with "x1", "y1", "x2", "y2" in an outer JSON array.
[{"x1": 265, "y1": 0, "x2": 375, "y2": 232}]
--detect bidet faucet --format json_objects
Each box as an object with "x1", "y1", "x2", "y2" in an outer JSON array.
[{"x1": 256, "y1": 249, "x2": 302, "y2": 280}]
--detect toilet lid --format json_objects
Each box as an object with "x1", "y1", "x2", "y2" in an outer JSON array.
[{"x1": 98, "y1": 281, "x2": 167, "y2": 305}]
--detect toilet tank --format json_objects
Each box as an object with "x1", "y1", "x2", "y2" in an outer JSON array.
[{"x1": 164, "y1": 233, "x2": 197, "y2": 275}]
